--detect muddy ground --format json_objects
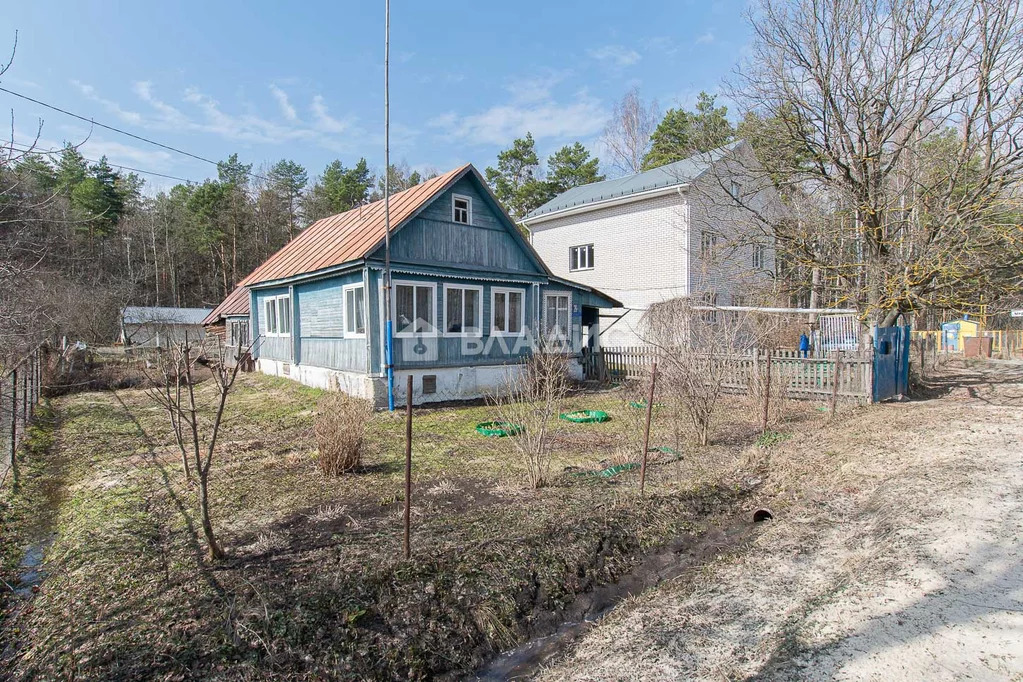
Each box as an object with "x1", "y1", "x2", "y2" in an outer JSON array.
[{"x1": 540, "y1": 360, "x2": 1023, "y2": 681}]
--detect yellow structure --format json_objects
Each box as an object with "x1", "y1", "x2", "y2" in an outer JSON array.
[{"x1": 940, "y1": 318, "x2": 980, "y2": 352}]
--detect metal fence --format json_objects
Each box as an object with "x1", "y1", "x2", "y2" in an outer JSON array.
[
  {"x1": 596, "y1": 346, "x2": 874, "y2": 402},
  {"x1": 1, "y1": 343, "x2": 47, "y2": 489}
]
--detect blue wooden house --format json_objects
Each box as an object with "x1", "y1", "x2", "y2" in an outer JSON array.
[{"x1": 205, "y1": 164, "x2": 619, "y2": 405}]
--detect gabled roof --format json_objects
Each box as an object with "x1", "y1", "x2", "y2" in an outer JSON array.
[
  {"x1": 245, "y1": 164, "x2": 471, "y2": 286},
  {"x1": 523, "y1": 140, "x2": 746, "y2": 222},
  {"x1": 122, "y1": 306, "x2": 213, "y2": 326},
  {"x1": 202, "y1": 285, "x2": 250, "y2": 325}
]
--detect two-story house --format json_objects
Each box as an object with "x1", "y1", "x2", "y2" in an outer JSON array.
[{"x1": 521, "y1": 140, "x2": 780, "y2": 347}]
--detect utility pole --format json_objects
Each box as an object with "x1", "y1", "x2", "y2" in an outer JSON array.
[{"x1": 383, "y1": 0, "x2": 395, "y2": 411}]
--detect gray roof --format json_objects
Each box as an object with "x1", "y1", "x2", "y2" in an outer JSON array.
[
  {"x1": 122, "y1": 306, "x2": 214, "y2": 326},
  {"x1": 524, "y1": 140, "x2": 745, "y2": 221}
]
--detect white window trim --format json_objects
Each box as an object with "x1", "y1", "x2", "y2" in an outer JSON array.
[
  {"x1": 543, "y1": 291, "x2": 572, "y2": 341},
  {"x1": 392, "y1": 280, "x2": 439, "y2": 338},
  {"x1": 342, "y1": 283, "x2": 367, "y2": 339},
  {"x1": 442, "y1": 283, "x2": 484, "y2": 338},
  {"x1": 263, "y1": 293, "x2": 292, "y2": 337},
  {"x1": 569, "y1": 243, "x2": 594, "y2": 272},
  {"x1": 491, "y1": 286, "x2": 527, "y2": 337},
  {"x1": 451, "y1": 193, "x2": 472, "y2": 225}
]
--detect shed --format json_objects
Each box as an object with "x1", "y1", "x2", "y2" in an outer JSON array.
[
  {"x1": 940, "y1": 317, "x2": 980, "y2": 352},
  {"x1": 120, "y1": 306, "x2": 213, "y2": 348}
]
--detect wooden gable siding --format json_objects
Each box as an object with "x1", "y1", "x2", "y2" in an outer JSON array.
[
  {"x1": 386, "y1": 178, "x2": 539, "y2": 274},
  {"x1": 295, "y1": 273, "x2": 367, "y2": 373}
]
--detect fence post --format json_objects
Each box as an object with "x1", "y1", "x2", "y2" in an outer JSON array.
[
  {"x1": 21, "y1": 364, "x2": 28, "y2": 432},
  {"x1": 918, "y1": 339, "x2": 925, "y2": 381},
  {"x1": 10, "y1": 368, "x2": 19, "y2": 491},
  {"x1": 830, "y1": 351, "x2": 842, "y2": 418},
  {"x1": 761, "y1": 351, "x2": 772, "y2": 433},
  {"x1": 403, "y1": 374, "x2": 413, "y2": 561},
  {"x1": 639, "y1": 362, "x2": 657, "y2": 497}
]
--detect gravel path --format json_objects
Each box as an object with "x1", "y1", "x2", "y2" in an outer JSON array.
[{"x1": 540, "y1": 362, "x2": 1023, "y2": 681}]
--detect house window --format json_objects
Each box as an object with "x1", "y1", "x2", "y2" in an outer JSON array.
[
  {"x1": 545, "y1": 293, "x2": 570, "y2": 340},
  {"x1": 263, "y1": 294, "x2": 291, "y2": 336},
  {"x1": 264, "y1": 297, "x2": 278, "y2": 335},
  {"x1": 730, "y1": 180, "x2": 741, "y2": 200},
  {"x1": 491, "y1": 287, "x2": 525, "y2": 335},
  {"x1": 452, "y1": 194, "x2": 472, "y2": 225},
  {"x1": 700, "y1": 292, "x2": 718, "y2": 324},
  {"x1": 752, "y1": 244, "x2": 766, "y2": 270},
  {"x1": 569, "y1": 244, "x2": 594, "y2": 271},
  {"x1": 444, "y1": 284, "x2": 482, "y2": 336},
  {"x1": 700, "y1": 232, "x2": 718, "y2": 259},
  {"x1": 394, "y1": 282, "x2": 436, "y2": 336},
  {"x1": 344, "y1": 284, "x2": 366, "y2": 337}
]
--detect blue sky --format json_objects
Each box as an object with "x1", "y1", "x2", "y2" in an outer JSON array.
[{"x1": 2, "y1": 0, "x2": 752, "y2": 192}]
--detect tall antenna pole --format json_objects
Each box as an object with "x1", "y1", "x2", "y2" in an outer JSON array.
[{"x1": 383, "y1": 0, "x2": 395, "y2": 411}]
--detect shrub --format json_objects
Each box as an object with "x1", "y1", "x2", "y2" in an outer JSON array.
[{"x1": 314, "y1": 392, "x2": 373, "y2": 475}]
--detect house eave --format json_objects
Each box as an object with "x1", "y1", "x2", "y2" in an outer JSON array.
[{"x1": 521, "y1": 183, "x2": 690, "y2": 228}]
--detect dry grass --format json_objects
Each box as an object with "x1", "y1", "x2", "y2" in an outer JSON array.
[{"x1": 314, "y1": 392, "x2": 373, "y2": 475}]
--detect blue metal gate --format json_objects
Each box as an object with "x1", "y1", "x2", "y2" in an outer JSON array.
[{"x1": 873, "y1": 324, "x2": 911, "y2": 402}]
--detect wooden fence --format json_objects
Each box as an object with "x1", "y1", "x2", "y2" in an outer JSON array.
[
  {"x1": 596, "y1": 346, "x2": 873, "y2": 402},
  {"x1": 2, "y1": 343, "x2": 47, "y2": 489}
]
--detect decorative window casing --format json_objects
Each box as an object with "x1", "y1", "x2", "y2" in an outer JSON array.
[
  {"x1": 452, "y1": 194, "x2": 472, "y2": 225},
  {"x1": 491, "y1": 287, "x2": 525, "y2": 336},
  {"x1": 343, "y1": 283, "x2": 366, "y2": 337},
  {"x1": 569, "y1": 244, "x2": 594, "y2": 272},
  {"x1": 393, "y1": 281, "x2": 437, "y2": 336},
  {"x1": 544, "y1": 293, "x2": 571, "y2": 341},
  {"x1": 443, "y1": 284, "x2": 483, "y2": 336},
  {"x1": 263, "y1": 294, "x2": 291, "y2": 336}
]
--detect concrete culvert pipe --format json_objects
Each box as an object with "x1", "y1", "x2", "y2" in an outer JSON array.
[{"x1": 753, "y1": 508, "x2": 774, "y2": 523}]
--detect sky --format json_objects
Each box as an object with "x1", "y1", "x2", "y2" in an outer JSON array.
[{"x1": 2, "y1": 0, "x2": 753, "y2": 193}]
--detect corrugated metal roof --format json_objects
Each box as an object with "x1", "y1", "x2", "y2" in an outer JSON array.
[
  {"x1": 202, "y1": 285, "x2": 250, "y2": 325},
  {"x1": 122, "y1": 306, "x2": 213, "y2": 326},
  {"x1": 245, "y1": 164, "x2": 471, "y2": 286},
  {"x1": 524, "y1": 140, "x2": 745, "y2": 221}
]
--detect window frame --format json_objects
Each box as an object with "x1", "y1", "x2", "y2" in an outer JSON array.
[
  {"x1": 543, "y1": 292, "x2": 572, "y2": 341},
  {"x1": 277, "y1": 294, "x2": 291, "y2": 336},
  {"x1": 342, "y1": 283, "x2": 367, "y2": 339},
  {"x1": 569, "y1": 243, "x2": 594, "y2": 272},
  {"x1": 729, "y1": 180, "x2": 741, "y2": 200},
  {"x1": 392, "y1": 280, "x2": 438, "y2": 338},
  {"x1": 490, "y1": 286, "x2": 526, "y2": 337},
  {"x1": 700, "y1": 291, "x2": 718, "y2": 324},
  {"x1": 752, "y1": 243, "x2": 766, "y2": 270},
  {"x1": 451, "y1": 194, "x2": 472, "y2": 225},
  {"x1": 442, "y1": 283, "x2": 484, "y2": 338},
  {"x1": 700, "y1": 232, "x2": 719, "y2": 259}
]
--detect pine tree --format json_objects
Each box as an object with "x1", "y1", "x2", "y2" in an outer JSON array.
[{"x1": 642, "y1": 92, "x2": 735, "y2": 170}]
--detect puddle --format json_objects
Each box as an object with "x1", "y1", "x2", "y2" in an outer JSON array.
[
  {"x1": 472, "y1": 518, "x2": 757, "y2": 681},
  {"x1": 13, "y1": 535, "x2": 55, "y2": 598}
]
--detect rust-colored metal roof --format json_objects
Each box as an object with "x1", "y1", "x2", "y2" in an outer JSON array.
[
  {"x1": 202, "y1": 284, "x2": 250, "y2": 325},
  {"x1": 245, "y1": 164, "x2": 471, "y2": 286}
]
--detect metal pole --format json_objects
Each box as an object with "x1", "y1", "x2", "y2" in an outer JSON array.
[
  {"x1": 383, "y1": 0, "x2": 395, "y2": 411},
  {"x1": 403, "y1": 374, "x2": 412, "y2": 560},
  {"x1": 761, "y1": 351, "x2": 772, "y2": 433},
  {"x1": 639, "y1": 362, "x2": 657, "y2": 497}
]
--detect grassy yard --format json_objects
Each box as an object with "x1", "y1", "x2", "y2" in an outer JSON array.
[{"x1": 0, "y1": 369, "x2": 829, "y2": 680}]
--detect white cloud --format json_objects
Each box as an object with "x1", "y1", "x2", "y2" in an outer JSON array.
[
  {"x1": 429, "y1": 85, "x2": 607, "y2": 147},
  {"x1": 71, "y1": 80, "x2": 143, "y2": 125},
  {"x1": 695, "y1": 31, "x2": 716, "y2": 46},
  {"x1": 269, "y1": 84, "x2": 298, "y2": 122},
  {"x1": 505, "y1": 72, "x2": 568, "y2": 104},
  {"x1": 587, "y1": 45, "x2": 642, "y2": 67},
  {"x1": 311, "y1": 94, "x2": 349, "y2": 134}
]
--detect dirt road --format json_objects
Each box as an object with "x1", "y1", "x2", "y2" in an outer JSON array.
[{"x1": 541, "y1": 362, "x2": 1023, "y2": 681}]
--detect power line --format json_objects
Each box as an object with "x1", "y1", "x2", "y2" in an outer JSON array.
[
  {"x1": 8, "y1": 142, "x2": 198, "y2": 184},
  {"x1": 0, "y1": 85, "x2": 267, "y2": 182}
]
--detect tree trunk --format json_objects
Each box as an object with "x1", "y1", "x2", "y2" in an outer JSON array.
[{"x1": 197, "y1": 473, "x2": 226, "y2": 560}]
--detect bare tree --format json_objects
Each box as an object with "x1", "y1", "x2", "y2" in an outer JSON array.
[
  {"x1": 144, "y1": 337, "x2": 248, "y2": 560},
  {"x1": 601, "y1": 87, "x2": 659, "y2": 177},
  {"x1": 643, "y1": 298, "x2": 779, "y2": 446},
  {"x1": 726, "y1": 0, "x2": 1023, "y2": 324},
  {"x1": 493, "y1": 340, "x2": 569, "y2": 489}
]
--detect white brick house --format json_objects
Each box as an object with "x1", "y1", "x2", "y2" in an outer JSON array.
[{"x1": 522, "y1": 141, "x2": 781, "y2": 346}]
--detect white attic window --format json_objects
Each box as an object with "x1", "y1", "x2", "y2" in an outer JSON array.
[{"x1": 452, "y1": 194, "x2": 472, "y2": 225}]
